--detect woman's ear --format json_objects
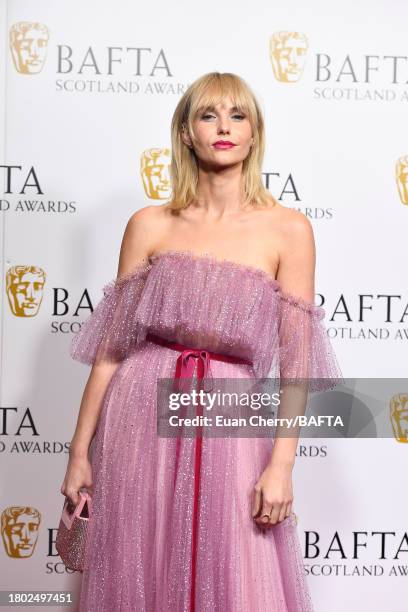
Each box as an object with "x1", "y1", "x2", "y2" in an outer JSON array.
[{"x1": 181, "y1": 123, "x2": 192, "y2": 148}]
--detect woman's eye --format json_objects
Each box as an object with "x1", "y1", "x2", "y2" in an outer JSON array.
[{"x1": 201, "y1": 113, "x2": 246, "y2": 120}]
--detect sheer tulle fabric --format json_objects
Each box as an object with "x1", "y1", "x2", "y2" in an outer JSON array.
[
  {"x1": 275, "y1": 292, "x2": 342, "y2": 392},
  {"x1": 70, "y1": 259, "x2": 151, "y2": 364},
  {"x1": 70, "y1": 250, "x2": 343, "y2": 611},
  {"x1": 70, "y1": 250, "x2": 343, "y2": 392}
]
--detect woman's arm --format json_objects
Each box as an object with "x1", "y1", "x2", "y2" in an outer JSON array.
[
  {"x1": 68, "y1": 360, "x2": 120, "y2": 459},
  {"x1": 270, "y1": 210, "x2": 316, "y2": 468},
  {"x1": 62, "y1": 208, "x2": 155, "y2": 504},
  {"x1": 252, "y1": 212, "x2": 317, "y2": 526}
]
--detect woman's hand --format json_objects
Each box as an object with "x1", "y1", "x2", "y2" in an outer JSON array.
[
  {"x1": 252, "y1": 460, "x2": 294, "y2": 528},
  {"x1": 60, "y1": 452, "x2": 93, "y2": 507}
]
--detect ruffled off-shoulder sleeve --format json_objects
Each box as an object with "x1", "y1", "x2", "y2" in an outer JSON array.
[
  {"x1": 253, "y1": 282, "x2": 344, "y2": 392},
  {"x1": 70, "y1": 260, "x2": 152, "y2": 365},
  {"x1": 276, "y1": 289, "x2": 343, "y2": 392}
]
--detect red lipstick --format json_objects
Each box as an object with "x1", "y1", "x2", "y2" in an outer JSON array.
[{"x1": 213, "y1": 140, "x2": 236, "y2": 149}]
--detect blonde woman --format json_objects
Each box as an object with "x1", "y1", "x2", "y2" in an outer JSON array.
[{"x1": 61, "y1": 72, "x2": 342, "y2": 611}]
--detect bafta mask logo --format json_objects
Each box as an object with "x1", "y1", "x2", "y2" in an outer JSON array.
[
  {"x1": 390, "y1": 394, "x2": 408, "y2": 443},
  {"x1": 141, "y1": 148, "x2": 171, "y2": 199},
  {"x1": 269, "y1": 31, "x2": 309, "y2": 83},
  {"x1": 6, "y1": 266, "x2": 46, "y2": 317},
  {"x1": 1, "y1": 506, "x2": 41, "y2": 558},
  {"x1": 9, "y1": 22, "x2": 49, "y2": 74},
  {"x1": 395, "y1": 156, "x2": 408, "y2": 205}
]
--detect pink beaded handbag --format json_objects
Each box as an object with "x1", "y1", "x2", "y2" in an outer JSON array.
[{"x1": 56, "y1": 490, "x2": 93, "y2": 572}]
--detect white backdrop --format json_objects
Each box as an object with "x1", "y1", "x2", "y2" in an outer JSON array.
[{"x1": 1, "y1": 1, "x2": 407, "y2": 611}]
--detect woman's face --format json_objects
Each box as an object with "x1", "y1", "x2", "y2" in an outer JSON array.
[{"x1": 182, "y1": 95, "x2": 254, "y2": 168}]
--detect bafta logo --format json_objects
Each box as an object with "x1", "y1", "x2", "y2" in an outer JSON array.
[
  {"x1": 9, "y1": 22, "x2": 49, "y2": 74},
  {"x1": 269, "y1": 31, "x2": 309, "y2": 83},
  {"x1": 390, "y1": 394, "x2": 408, "y2": 443},
  {"x1": 6, "y1": 266, "x2": 46, "y2": 317},
  {"x1": 395, "y1": 156, "x2": 408, "y2": 205},
  {"x1": 1, "y1": 506, "x2": 41, "y2": 558},
  {"x1": 141, "y1": 148, "x2": 171, "y2": 199}
]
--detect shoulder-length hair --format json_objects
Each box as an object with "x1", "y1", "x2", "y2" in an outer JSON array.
[{"x1": 167, "y1": 72, "x2": 277, "y2": 210}]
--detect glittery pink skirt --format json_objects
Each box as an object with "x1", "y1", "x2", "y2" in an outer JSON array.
[{"x1": 78, "y1": 337, "x2": 314, "y2": 612}]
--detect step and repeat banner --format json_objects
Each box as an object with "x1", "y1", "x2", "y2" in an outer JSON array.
[{"x1": 1, "y1": 1, "x2": 407, "y2": 610}]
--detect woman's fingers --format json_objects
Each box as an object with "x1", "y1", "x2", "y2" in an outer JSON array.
[
  {"x1": 251, "y1": 487, "x2": 262, "y2": 518},
  {"x1": 253, "y1": 500, "x2": 291, "y2": 528},
  {"x1": 278, "y1": 503, "x2": 289, "y2": 523},
  {"x1": 60, "y1": 456, "x2": 93, "y2": 508},
  {"x1": 266, "y1": 503, "x2": 293, "y2": 527},
  {"x1": 265, "y1": 505, "x2": 280, "y2": 526},
  {"x1": 67, "y1": 489, "x2": 80, "y2": 507},
  {"x1": 259, "y1": 501, "x2": 273, "y2": 524},
  {"x1": 252, "y1": 486, "x2": 294, "y2": 528},
  {"x1": 253, "y1": 491, "x2": 273, "y2": 525}
]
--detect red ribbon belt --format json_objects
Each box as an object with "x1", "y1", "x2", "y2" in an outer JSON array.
[
  {"x1": 146, "y1": 332, "x2": 252, "y2": 612},
  {"x1": 146, "y1": 332, "x2": 252, "y2": 392}
]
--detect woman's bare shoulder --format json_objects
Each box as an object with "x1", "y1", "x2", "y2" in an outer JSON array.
[
  {"x1": 127, "y1": 202, "x2": 171, "y2": 224},
  {"x1": 267, "y1": 200, "x2": 313, "y2": 235},
  {"x1": 257, "y1": 199, "x2": 315, "y2": 274},
  {"x1": 126, "y1": 203, "x2": 171, "y2": 241},
  {"x1": 117, "y1": 204, "x2": 170, "y2": 277},
  {"x1": 257, "y1": 197, "x2": 311, "y2": 237}
]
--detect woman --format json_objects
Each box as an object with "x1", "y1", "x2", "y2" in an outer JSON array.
[{"x1": 61, "y1": 72, "x2": 342, "y2": 611}]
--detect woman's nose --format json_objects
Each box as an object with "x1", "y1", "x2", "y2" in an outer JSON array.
[{"x1": 218, "y1": 123, "x2": 230, "y2": 134}]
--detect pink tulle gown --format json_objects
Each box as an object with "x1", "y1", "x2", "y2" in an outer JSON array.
[{"x1": 69, "y1": 249, "x2": 342, "y2": 612}]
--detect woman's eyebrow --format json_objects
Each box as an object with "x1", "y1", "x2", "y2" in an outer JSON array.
[{"x1": 200, "y1": 104, "x2": 243, "y2": 113}]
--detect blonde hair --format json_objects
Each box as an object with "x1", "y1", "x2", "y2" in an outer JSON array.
[{"x1": 167, "y1": 72, "x2": 277, "y2": 211}]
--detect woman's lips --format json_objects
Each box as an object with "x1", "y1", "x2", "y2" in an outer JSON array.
[{"x1": 213, "y1": 142, "x2": 236, "y2": 149}]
